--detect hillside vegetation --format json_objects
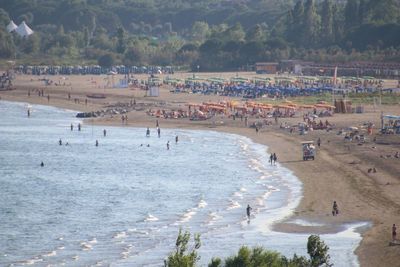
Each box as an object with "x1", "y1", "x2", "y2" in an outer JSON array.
[{"x1": 1, "y1": 0, "x2": 400, "y2": 70}]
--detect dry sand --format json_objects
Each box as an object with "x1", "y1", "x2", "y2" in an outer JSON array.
[{"x1": 1, "y1": 72, "x2": 400, "y2": 267}]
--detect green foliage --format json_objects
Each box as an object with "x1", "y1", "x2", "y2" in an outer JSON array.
[
  {"x1": 307, "y1": 235, "x2": 331, "y2": 267},
  {"x1": 0, "y1": 0, "x2": 399, "y2": 68},
  {"x1": 165, "y1": 229, "x2": 201, "y2": 267},
  {"x1": 98, "y1": 53, "x2": 115, "y2": 68}
]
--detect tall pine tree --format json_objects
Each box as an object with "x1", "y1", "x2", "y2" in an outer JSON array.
[
  {"x1": 344, "y1": 0, "x2": 359, "y2": 31},
  {"x1": 321, "y1": 0, "x2": 334, "y2": 46},
  {"x1": 303, "y1": 0, "x2": 320, "y2": 47}
]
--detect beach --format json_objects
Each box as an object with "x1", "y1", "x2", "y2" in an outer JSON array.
[{"x1": 1, "y1": 73, "x2": 399, "y2": 266}]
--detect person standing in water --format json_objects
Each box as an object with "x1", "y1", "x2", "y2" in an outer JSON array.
[
  {"x1": 95, "y1": 140, "x2": 99, "y2": 147},
  {"x1": 175, "y1": 135, "x2": 179, "y2": 144},
  {"x1": 59, "y1": 139, "x2": 62, "y2": 146},
  {"x1": 70, "y1": 123, "x2": 73, "y2": 131},
  {"x1": 146, "y1": 127, "x2": 150, "y2": 137},
  {"x1": 40, "y1": 162, "x2": 44, "y2": 167},
  {"x1": 157, "y1": 127, "x2": 161, "y2": 138},
  {"x1": 27, "y1": 109, "x2": 30, "y2": 117},
  {"x1": 78, "y1": 123, "x2": 81, "y2": 131},
  {"x1": 103, "y1": 129, "x2": 107, "y2": 137},
  {"x1": 167, "y1": 141, "x2": 170, "y2": 150},
  {"x1": 269, "y1": 153, "x2": 274, "y2": 165},
  {"x1": 246, "y1": 204, "x2": 252, "y2": 219},
  {"x1": 273, "y1": 153, "x2": 277, "y2": 165}
]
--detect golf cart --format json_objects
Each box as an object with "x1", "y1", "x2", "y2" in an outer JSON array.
[{"x1": 302, "y1": 141, "x2": 315, "y2": 160}]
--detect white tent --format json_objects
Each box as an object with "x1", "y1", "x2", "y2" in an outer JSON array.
[
  {"x1": 16, "y1": 21, "x2": 34, "y2": 37},
  {"x1": 6, "y1": 20, "x2": 18, "y2": 33}
]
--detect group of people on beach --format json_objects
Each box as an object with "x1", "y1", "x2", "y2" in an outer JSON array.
[{"x1": 269, "y1": 153, "x2": 278, "y2": 165}]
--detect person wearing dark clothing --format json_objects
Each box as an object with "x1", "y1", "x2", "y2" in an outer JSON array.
[
  {"x1": 246, "y1": 204, "x2": 252, "y2": 219},
  {"x1": 273, "y1": 153, "x2": 277, "y2": 165}
]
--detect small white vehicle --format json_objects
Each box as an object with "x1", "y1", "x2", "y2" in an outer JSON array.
[{"x1": 302, "y1": 141, "x2": 316, "y2": 160}]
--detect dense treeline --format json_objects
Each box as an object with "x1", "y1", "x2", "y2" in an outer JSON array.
[{"x1": 0, "y1": 0, "x2": 400, "y2": 70}]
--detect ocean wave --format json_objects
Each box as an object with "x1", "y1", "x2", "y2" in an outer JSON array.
[
  {"x1": 80, "y1": 241, "x2": 93, "y2": 251},
  {"x1": 21, "y1": 257, "x2": 43, "y2": 265},
  {"x1": 227, "y1": 200, "x2": 241, "y2": 210},
  {"x1": 233, "y1": 191, "x2": 243, "y2": 198},
  {"x1": 113, "y1": 231, "x2": 127, "y2": 239},
  {"x1": 144, "y1": 214, "x2": 159, "y2": 222},
  {"x1": 42, "y1": 250, "x2": 57, "y2": 257},
  {"x1": 175, "y1": 208, "x2": 197, "y2": 224},
  {"x1": 198, "y1": 199, "x2": 208, "y2": 208}
]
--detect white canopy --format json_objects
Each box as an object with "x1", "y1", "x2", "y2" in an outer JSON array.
[
  {"x1": 6, "y1": 20, "x2": 18, "y2": 33},
  {"x1": 16, "y1": 21, "x2": 34, "y2": 37}
]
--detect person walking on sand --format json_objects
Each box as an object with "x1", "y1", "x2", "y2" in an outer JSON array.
[
  {"x1": 317, "y1": 137, "x2": 321, "y2": 148},
  {"x1": 332, "y1": 201, "x2": 339, "y2": 216},
  {"x1": 273, "y1": 153, "x2": 277, "y2": 165},
  {"x1": 393, "y1": 224, "x2": 397, "y2": 242},
  {"x1": 246, "y1": 204, "x2": 252, "y2": 219},
  {"x1": 146, "y1": 127, "x2": 150, "y2": 137}
]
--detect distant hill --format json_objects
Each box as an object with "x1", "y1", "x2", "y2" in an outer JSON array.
[{"x1": 0, "y1": 0, "x2": 399, "y2": 69}]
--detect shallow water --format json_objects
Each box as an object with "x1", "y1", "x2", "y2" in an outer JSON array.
[{"x1": 0, "y1": 101, "x2": 365, "y2": 266}]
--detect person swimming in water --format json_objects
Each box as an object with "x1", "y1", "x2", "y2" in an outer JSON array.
[
  {"x1": 40, "y1": 162, "x2": 44, "y2": 167},
  {"x1": 246, "y1": 204, "x2": 252, "y2": 219}
]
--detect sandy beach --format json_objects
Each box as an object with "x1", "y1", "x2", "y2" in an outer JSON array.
[{"x1": 1, "y1": 73, "x2": 399, "y2": 266}]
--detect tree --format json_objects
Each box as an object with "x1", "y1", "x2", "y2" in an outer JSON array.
[
  {"x1": 246, "y1": 24, "x2": 265, "y2": 42},
  {"x1": 303, "y1": 0, "x2": 320, "y2": 47},
  {"x1": 307, "y1": 235, "x2": 332, "y2": 267},
  {"x1": 191, "y1": 21, "x2": 210, "y2": 43},
  {"x1": 0, "y1": 28, "x2": 15, "y2": 58},
  {"x1": 321, "y1": 0, "x2": 334, "y2": 45},
  {"x1": 165, "y1": 229, "x2": 201, "y2": 267},
  {"x1": 344, "y1": 0, "x2": 359, "y2": 31},
  {"x1": 116, "y1": 27, "x2": 126, "y2": 54},
  {"x1": 98, "y1": 53, "x2": 115, "y2": 68}
]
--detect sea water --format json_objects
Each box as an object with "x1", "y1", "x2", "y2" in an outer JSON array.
[{"x1": 0, "y1": 101, "x2": 366, "y2": 267}]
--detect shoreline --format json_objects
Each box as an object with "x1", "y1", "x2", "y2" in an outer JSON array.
[
  {"x1": 1, "y1": 99, "x2": 368, "y2": 267},
  {"x1": 1, "y1": 74, "x2": 400, "y2": 266}
]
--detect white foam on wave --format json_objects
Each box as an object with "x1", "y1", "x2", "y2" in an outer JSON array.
[
  {"x1": 175, "y1": 208, "x2": 197, "y2": 224},
  {"x1": 80, "y1": 242, "x2": 93, "y2": 251},
  {"x1": 113, "y1": 231, "x2": 127, "y2": 239},
  {"x1": 198, "y1": 199, "x2": 208, "y2": 208},
  {"x1": 205, "y1": 212, "x2": 222, "y2": 225},
  {"x1": 72, "y1": 255, "x2": 79, "y2": 261},
  {"x1": 227, "y1": 200, "x2": 241, "y2": 210},
  {"x1": 42, "y1": 250, "x2": 57, "y2": 257},
  {"x1": 240, "y1": 187, "x2": 247, "y2": 192},
  {"x1": 233, "y1": 191, "x2": 243, "y2": 198},
  {"x1": 88, "y1": 238, "x2": 97, "y2": 244},
  {"x1": 144, "y1": 214, "x2": 159, "y2": 222},
  {"x1": 22, "y1": 257, "x2": 43, "y2": 265}
]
